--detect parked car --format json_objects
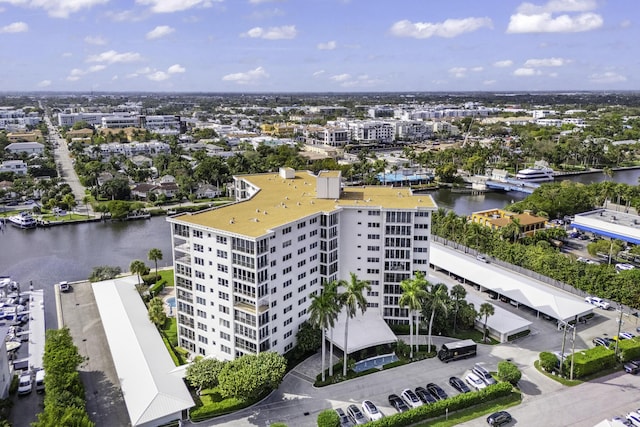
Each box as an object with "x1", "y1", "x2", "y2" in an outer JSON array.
[
  {"x1": 449, "y1": 376, "x2": 471, "y2": 393},
  {"x1": 465, "y1": 372, "x2": 487, "y2": 390},
  {"x1": 361, "y1": 400, "x2": 383, "y2": 421},
  {"x1": 17, "y1": 372, "x2": 32, "y2": 395},
  {"x1": 593, "y1": 337, "x2": 613, "y2": 347},
  {"x1": 612, "y1": 416, "x2": 633, "y2": 426},
  {"x1": 624, "y1": 361, "x2": 640, "y2": 374},
  {"x1": 426, "y1": 383, "x2": 448, "y2": 400},
  {"x1": 584, "y1": 296, "x2": 611, "y2": 309},
  {"x1": 335, "y1": 408, "x2": 354, "y2": 427},
  {"x1": 476, "y1": 255, "x2": 489, "y2": 263},
  {"x1": 401, "y1": 388, "x2": 423, "y2": 408},
  {"x1": 59, "y1": 281, "x2": 70, "y2": 292},
  {"x1": 627, "y1": 412, "x2": 640, "y2": 427},
  {"x1": 415, "y1": 386, "x2": 437, "y2": 404},
  {"x1": 620, "y1": 332, "x2": 636, "y2": 340},
  {"x1": 472, "y1": 364, "x2": 497, "y2": 385},
  {"x1": 388, "y1": 394, "x2": 409, "y2": 413},
  {"x1": 347, "y1": 404, "x2": 367, "y2": 425},
  {"x1": 486, "y1": 410, "x2": 512, "y2": 426}
]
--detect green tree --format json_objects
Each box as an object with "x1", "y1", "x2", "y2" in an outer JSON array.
[
  {"x1": 308, "y1": 282, "x2": 341, "y2": 381},
  {"x1": 295, "y1": 321, "x2": 322, "y2": 354},
  {"x1": 399, "y1": 271, "x2": 428, "y2": 358},
  {"x1": 185, "y1": 358, "x2": 225, "y2": 395},
  {"x1": 479, "y1": 302, "x2": 495, "y2": 343},
  {"x1": 129, "y1": 259, "x2": 147, "y2": 287},
  {"x1": 147, "y1": 297, "x2": 167, "y2": 327},
  {"x1": 450, "y1": 284, "x2": 467, "y2": 333},
  {"x1": 423, "y1": 283, "x2": 450, "y2": 351},
  {"x1": 340, "y1": 273, "x2": 371, "y2": 376},
  {"x1": 148, "y1": 248, "x2": 163, "y2": 283},
  {"x1": 218, "y1": 352, "x2": 286, "y2": 400},
  {"x1": 317, "y1": 408, "x2": 340, "y2": 427},
  {"x1": 497, "y1": 360, "x2": 522, "y2": 385}
]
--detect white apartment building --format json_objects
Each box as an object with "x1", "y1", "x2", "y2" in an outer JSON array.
[
  {"x1": 167, "y1": 168, "x2": 436, "y2": 360},
  {"x1": 58, "y1": 112, "x2": 108, "y2": 127},
  {"x1": 84, "y1": 141, "x2": 171, "y2": 159},
  {"x1": 395, "y1": 121, "x2": 433, "y2": 141},
  {"x1": 0, "y1": 160, "x2": 27, "y2": 175},
  {"x1": 350, "y1": 121, "x2": 394, "y2": 144},
  {"x1": 303, "y1": 125, "x2": 350, "y2": 147}
]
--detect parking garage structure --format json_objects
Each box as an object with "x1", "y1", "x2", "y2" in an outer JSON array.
[{"x1": 572, "y1": 208, "x2": 640, "y2": 245}]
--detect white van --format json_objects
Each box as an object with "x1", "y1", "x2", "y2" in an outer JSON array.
[{"x1": 35, "y1": 369, "x2": 45, "y2": 393}]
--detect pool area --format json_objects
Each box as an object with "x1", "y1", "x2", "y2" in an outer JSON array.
[
  {"x1": 165, "y1": 297, "x2": 176, "y2": 308},
  {"x1": 353, "y1": 353, "x2": 399, "y2": 373}
]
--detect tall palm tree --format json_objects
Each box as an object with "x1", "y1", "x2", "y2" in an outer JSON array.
[
  {"x1": 148, "y1": 248, "x2": 163, "y2": 283},
  {"x1": 423, "y1": 283, "x2": 450, "y2": 351},
  {"x1": 308, "y1": 282, "x2": 341, "y2": 382},
  {"x1": 450, "y1": 284, "x2": 467, "y2": 333},
  {"x1": 399, "y1": 272, "x2": 429, "y2": 358},
  {"x1": 479, "y1": 302, "x2": 495, "y2": 343},
  {"x1": 340, "y1": 272, "x2": 371, "y2": 376},
  {"x1": 129, "y1": 259, "x2": 146, "y2": 287},
  {"x1": 325, "y1": 280, "x2": 344, "y2": 377}
]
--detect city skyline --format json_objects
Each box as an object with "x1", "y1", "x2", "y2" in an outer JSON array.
[{"x1": 0, "y1": 0, "x2": 636, "y2": 93}]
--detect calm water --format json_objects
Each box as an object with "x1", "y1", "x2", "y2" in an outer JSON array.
[{"x1": 2, "y1": 168, "x2": 638, "y2": 328}]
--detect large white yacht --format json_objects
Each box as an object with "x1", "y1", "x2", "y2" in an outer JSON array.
[
  {"x1": 7, "y1": 211, "x2": 37, "y2": 229},
  {"x1": 515, "y1": 161, "x2": 555, "y2": 182}
]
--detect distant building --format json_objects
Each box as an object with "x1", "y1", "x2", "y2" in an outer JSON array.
[
  {"x1": 5, "y1": 142, "x2": 45, "y2": 156},
  {"x1": 0, "y1": 160, "x2": 27, "y2": 175},
  {"x1": 470, "y1": 209, "x2": 547, "y2": 237}
]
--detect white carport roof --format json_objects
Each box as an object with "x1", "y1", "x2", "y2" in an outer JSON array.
[
  {"x1": 431, "y1": 243, "x2": 594, "y2": 322},
  {"x1": 329, "y1": 310, "x2": 397, "y2": 354},
  {"x1": 92, "y1": 276, "x2": 194, "y2": 426},
  {"x1": 461, "y1": 284, "x2": 532, "y2": 336}
]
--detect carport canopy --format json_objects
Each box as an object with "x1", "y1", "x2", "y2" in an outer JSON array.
[
  {"x1": 328, "y1": 310, "x2": 397, "y2": 354},
  {"x1": 431, "y1": 243, "x2": 594, "y2": 322}
]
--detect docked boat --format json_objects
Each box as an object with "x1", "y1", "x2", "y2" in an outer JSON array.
[
  {"x1": 515, "y1": 162, "x2": 555, "y2": 183},
  {"x1": 7, "y1": 211, "x2": 37, "y2": 229}
]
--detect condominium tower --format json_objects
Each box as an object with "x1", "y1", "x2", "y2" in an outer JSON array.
[{"x1": 167, "y1": 168, "x2": 436, "y2": 360}]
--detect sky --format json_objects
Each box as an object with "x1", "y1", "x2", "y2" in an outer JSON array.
[{"x1": 0, "y1": 0, "x2": 637, "y2": 93}]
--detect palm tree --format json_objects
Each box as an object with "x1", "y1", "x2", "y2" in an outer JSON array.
[
  {"x1": 340, "y1": 272, "x2": 371, "y2": 376},
  {"x1": 423, "y1": 283, "x2": 450, "y2": 351},
  {"x1": 308, "y1": 282, "x2": 341, "y2": 382},
  {"x1": 129, "y1": 259, "x2": 147, "y2": 287},
  {"x1": 479, "y1": 302, "x2": 495, "y2": 343},
  {"x1": 399, "y1": 272, "x2": 428, "y2": 358},
  {"x1": 148, "y1": 297, "x2": 167, "y2": 327},
  {"x1": 325, "y1": 280, "x2": 344, "y2": 377},
  {"x1": 450, "y1": 284, "x2": 467, "y2": 333},
  {"x1": 148, "y1": 248, "x2": 163, "y2": 284}
]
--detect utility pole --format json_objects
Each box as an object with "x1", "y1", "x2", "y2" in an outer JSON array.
[
  {"x1": 570, "y1": 317, "x2": 577, "y2": 380},
  {"x1": 560, "y1": 320, "x2": 568, "y2": 376},
  {"x1": 615, "y1": 304, "x2": 624, "y2": 358}
]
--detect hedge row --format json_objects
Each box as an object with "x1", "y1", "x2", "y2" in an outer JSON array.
[
  {"x1": 365, "y1": 382, "x2": 513, "y2": 427},
  {"x1": 617, "y1": 337, "x2": 640, "y2": 362},
  {"x1": 562, "y1": 346, "x2": 616, "y2": 378}
]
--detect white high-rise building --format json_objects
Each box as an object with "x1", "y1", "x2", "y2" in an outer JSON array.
[{"x1": 167, "y1": 169, "x2": 436, "y2": 360}]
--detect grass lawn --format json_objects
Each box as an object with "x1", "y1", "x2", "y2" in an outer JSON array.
[
  {"x1": 40, "y1": 213, "x2": 88, "y2": 221},
  {"x1": 162, "y1": 317, "x2": 178, "y2": 346},
  {"x1": 419, "y1": 391, "x2": 522, "y2": 427},
  {"x1": 156, "y1": 269, "x2": 174, "y2": 287},
  {"x1": 189, "y1": 388, "x2": 247, "y2": 421}
]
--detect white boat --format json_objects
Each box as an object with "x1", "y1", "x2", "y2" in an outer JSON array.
[
  {"x1": 515, "y1": 162, "x2": 555, "y2": 182},
  {"x1": 7, "y1": 211, "x2": 37, "y2": 229}
]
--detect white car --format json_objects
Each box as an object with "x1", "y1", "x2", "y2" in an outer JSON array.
[
  {"x1": 465, "y1": 372, "x2": 486, "y2": 390},
  {"x1": 476, "y1": 255, "x2": 489, "y2": 263},
  {"x1": 361, "y1": 400, "x2": 383, "y2": 421},
  {"x1": 620, "y1": 332, "x2": 636, "y2": 340},
  {"x1": 627, "y1": 412, "x2": 640, "y2": 427},
  {"x1": 401, "y1": 388, "x2": 423, "y2": 408},
  {"x1": 584, "y1": 296, "x2": 611, "y2": 310},
  {"x1": 17, "y1": 372, "x2": 32, "y2": 395}
]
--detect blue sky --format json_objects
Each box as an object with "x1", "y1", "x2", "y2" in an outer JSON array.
[{"x1": 0, "y1": 0, "x2": 636, "y2": 92}]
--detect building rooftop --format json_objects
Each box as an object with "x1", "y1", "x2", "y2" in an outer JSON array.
[
  {"x1": 573, "y1": 208, "x2": 640, "y2": 244},
  {"x1": 171, "y1": 170, "x2": 436, "y2": 238}
]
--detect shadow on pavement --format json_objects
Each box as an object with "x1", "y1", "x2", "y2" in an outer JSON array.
[
  {"x1": 81, "y1": 370, "x2": 130, "y2": 427},
  {"x1": 517, "y1": 378, "x2": 541, "y2": 396}
]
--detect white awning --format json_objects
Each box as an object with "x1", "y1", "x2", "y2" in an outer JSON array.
[{"x1": 328, "y1": 310, "x2": 397, "y2": 354}]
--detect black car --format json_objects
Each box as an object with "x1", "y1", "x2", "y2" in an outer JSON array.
[
  {"x1": 388, "y1": 394, "x2": 409, "y2": 413},
  {"x1": 335, "y1": 408, "x2": 354, "y2": 427},
  {"x1": 449, "y1": 376, "x2": 471, "y2": 393},
  {"x1": 415, "y1": 386, "x2": 437, "y2": 404},
  {"x1": 426, "y1": 382, "x2": 448, "y2": 400},
  {"x1": 624, "y1": 361, "x2": 640, "y2": 374},
  {"x1": 487, "y1": 410, "x2": 512, "y2": 426},
  {"x1": 346, "y1": 404, "x2": 367, "y2": 425}
]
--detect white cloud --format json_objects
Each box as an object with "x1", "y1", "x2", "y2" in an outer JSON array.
[
  {"x1": 330, "y1": 74, "x2": 351, "y2": 82},
  {"x1": 84, "y1": 35, "x2": 107, "y2": 45},
  {"x1": 249, "y1": 8, "x2": 284, "y2": 20},
  {"x1": 66, "y1": 64, "x2": 106, "y2": 81},
  {"x1": 449, "y1": 67, "x2": 467, "y2": 78},
  {"x1": 36, "y1": 80, "x2": 51, "y2": 88},
  {"x1": 493, "y1": 59, "x2": 513, "y2": 67},
  {"x1": 148, "y1": 71, "x2": 169, "y2": 81},
  {"x1": 513, "y1": 67, "x2": 541, "y2": 76},
  {"x1": 88, "y1": 65, "x2": 106, "y2": 72},
  {"x1": 222, "y1": 66, "x2": 269, "y2": 84},
  {"x1": 0, "y1": 22, "x2": 28, "y2": 33},
  {"x1": 1, "y1": 0, "x2": 108, "y2": 18},
  {"x1": 317, "y1": 40, "x2": 336, "y2": 50},
  {"x1": 106, "y1": 9, "x2": 145, "y2": 22},
  {"x1": 87, "y1": 50, "x2": 142, "y2": 64},
  {"x1": 620, "y1": 20, "x2": 631, "y2": 28},
  {"x1": 507, "y1": 12, "x2": 602, "y2": 33},
  {"x1": 167, "y1": 64, "x2": 185, "y2": 74},
  {"x1": 242, "y1": 25, "x2": 297, "y2": 40},
  {"x1": 136, "y1": 0, "x2": 217, "y2": 13},
  {"x1": 312, "y1": 70, "x2": 325, "y2": 77},
  {"x1": 249, "y1": 0, "x2": 282, "y2": 3},
  {"x1": 471, "y1": 66, "x2": 484, "y2": 72},
  {"x1": 389, "y1": 17, "x2": 492, "y2": 39},
  {"x1": 339, "y1": 74, "x2": 382, "y2": 88},
  {"x1": 146, "y1": 25, "x2": 175, "y2": 39},
  {"x1": 483, "y1": 80, "x2": 496, "y2": 85},
  {"x1": 516, "y1": 0, "x2": 598, "y2": 14},
  {"x1": 524, "y1": 57, "x2": 570, "y2": 67},
  {"x1": 589, "y1": 71, "x2": 627, "y2": 84},
  {"x1": 62, "y1": 52, "x2": 73, "y2": 57}
]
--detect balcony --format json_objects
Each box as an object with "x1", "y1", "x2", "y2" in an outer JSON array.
[
  {"x1": 174, "y1": 242, "x2": 191, "y2": 254},
  {"x1": 176, "y1": 255, "x2": 191, "y2": 266},
  {"x1": 234, "y1": 300, "x2": 269, "y2": 314}
]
